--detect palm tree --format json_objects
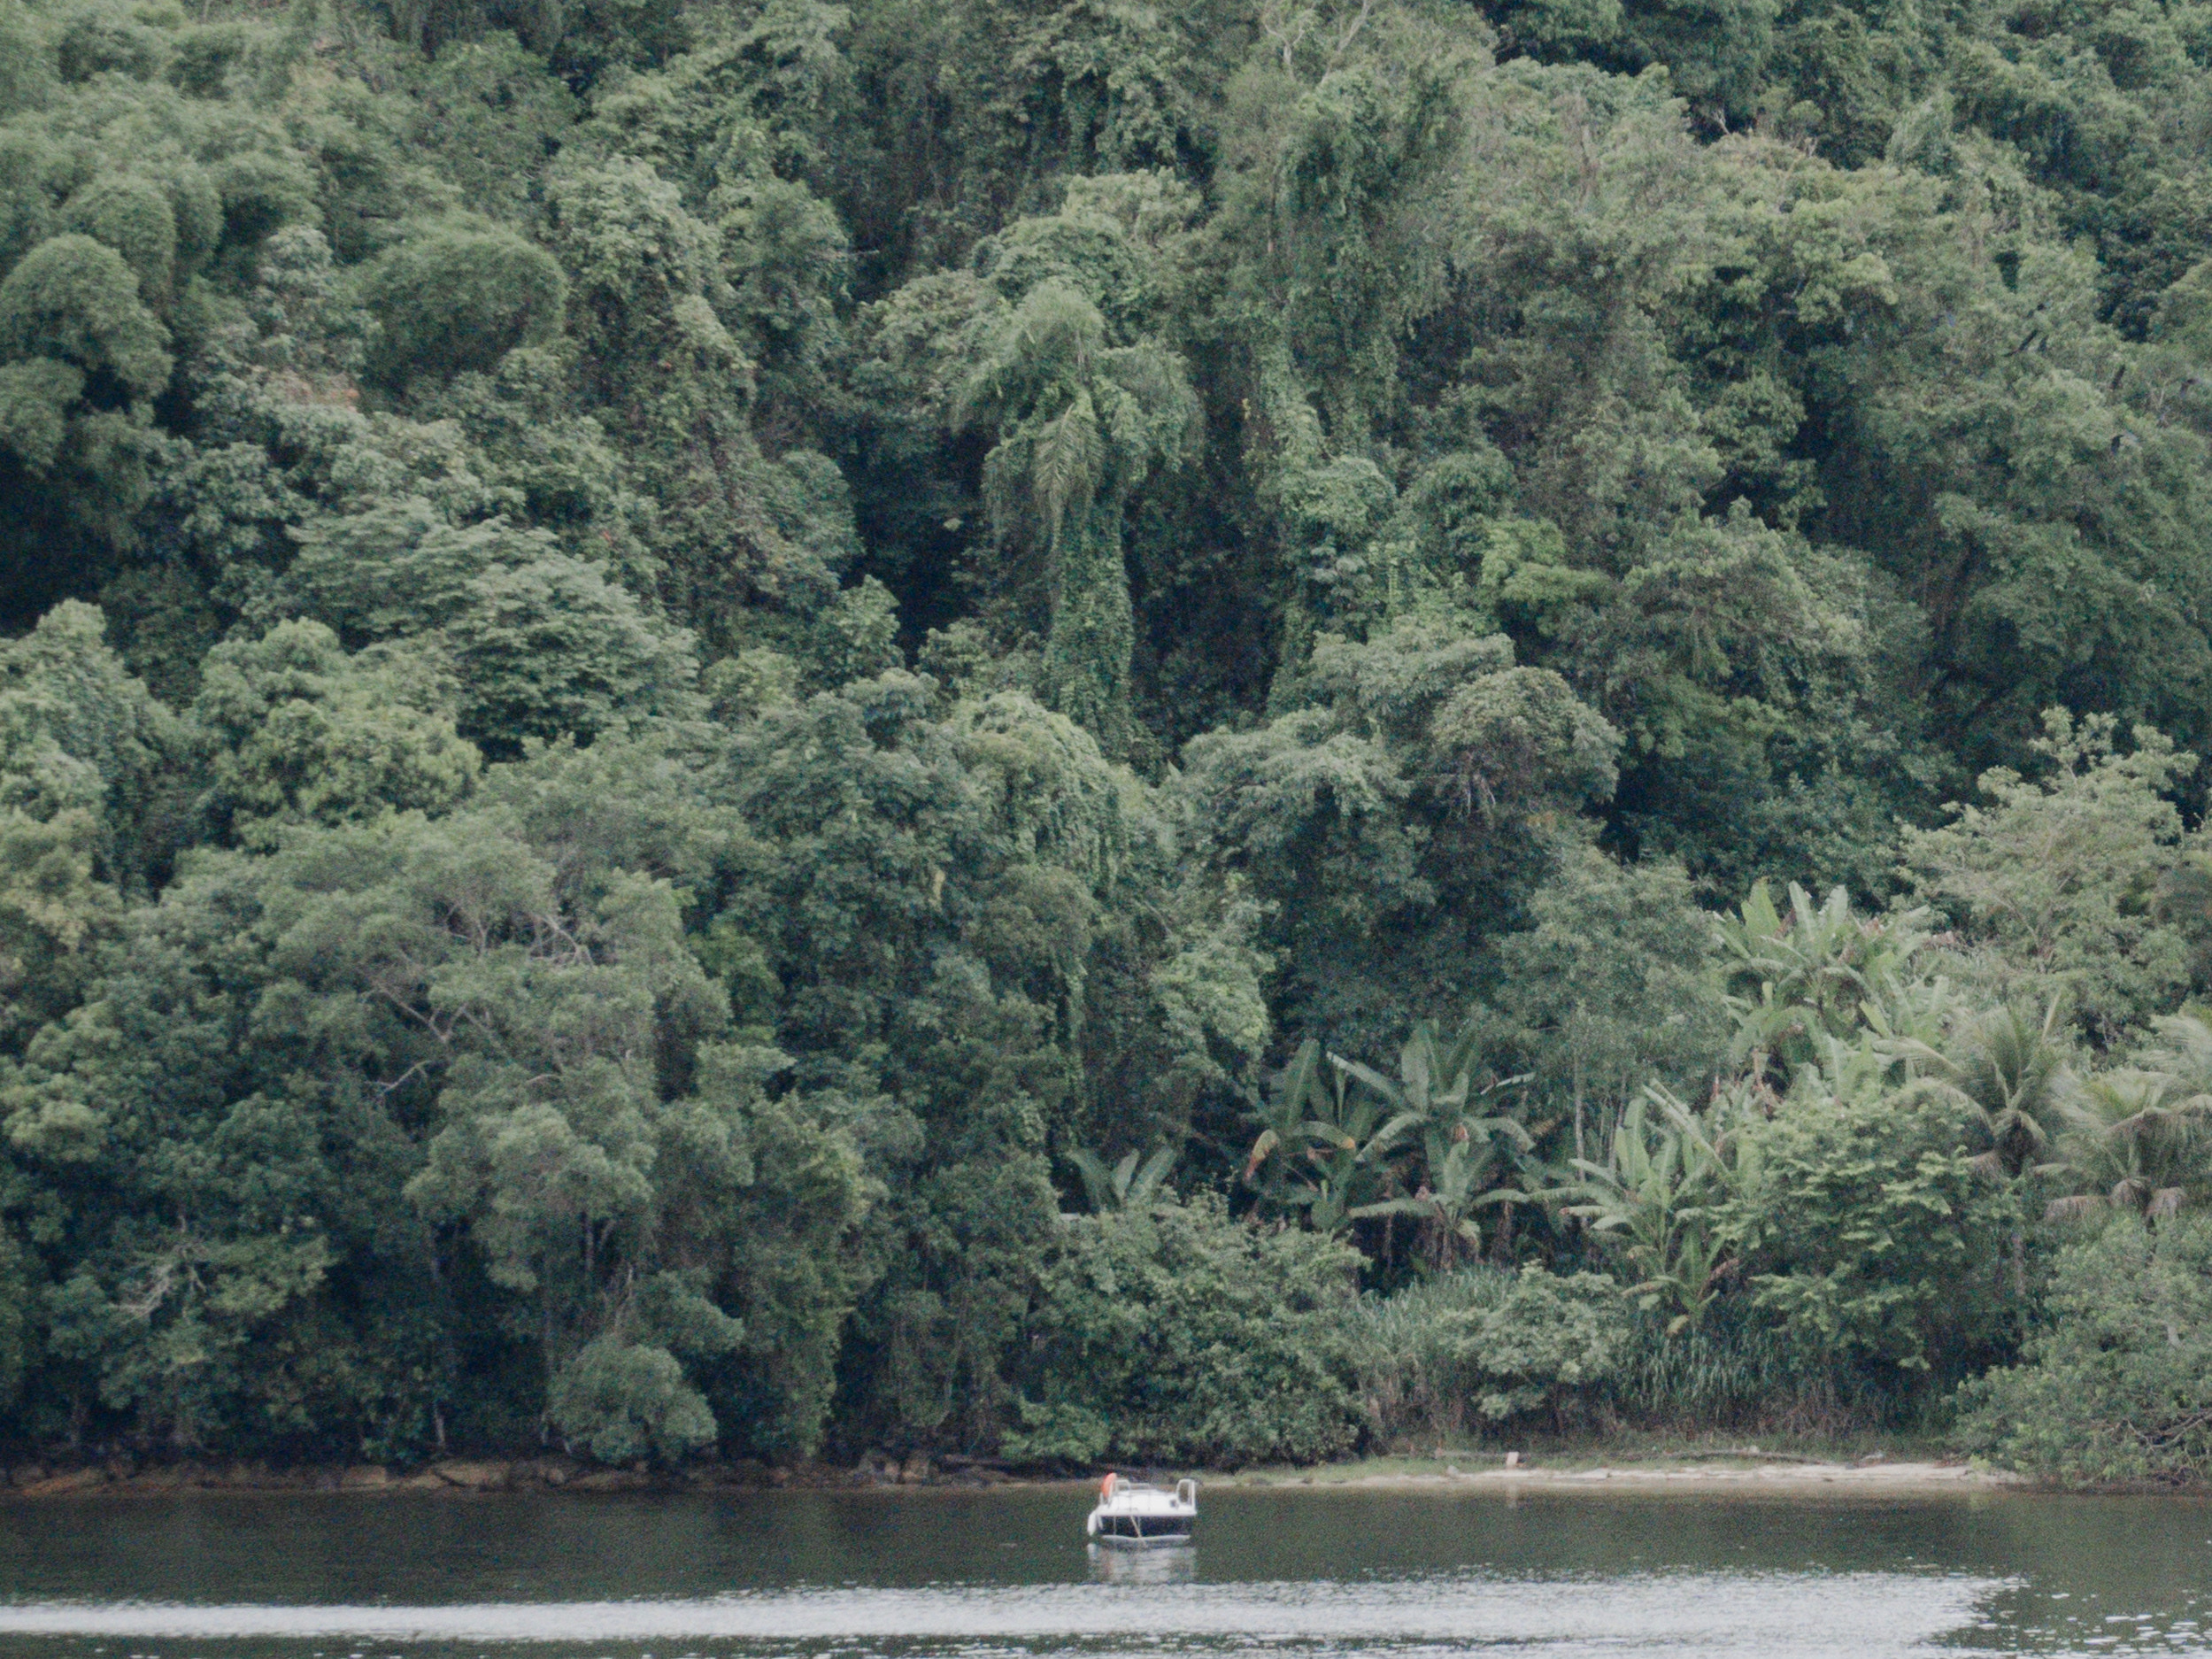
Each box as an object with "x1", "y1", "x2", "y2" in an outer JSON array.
[
  {"x1": 1898, "y1": 1000, "x2": 2073, "y2": 1296},
  {"x1": 2050, "y1": 1070, "x2": 2212, "y2": 1223},
  {"x1": 1932, "y1": 1002, "x2": 2075, "y2": 1182},
  {"x1": 2137, "y1": 1011, "x2": 2212, "y2": 1096}
]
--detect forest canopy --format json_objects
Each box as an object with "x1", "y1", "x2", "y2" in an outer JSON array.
[{"x1": 8, "y1": 0, "x2": 2212, "y2": 1478}]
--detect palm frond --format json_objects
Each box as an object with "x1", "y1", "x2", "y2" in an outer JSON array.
[{"x1": 1030, "y1": 389, "x2": 1101, "y2": 550}]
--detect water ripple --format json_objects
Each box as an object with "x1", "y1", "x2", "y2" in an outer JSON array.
[{"x1": 0, "y1": 1573, "x2": 2000, "y2": 1655}]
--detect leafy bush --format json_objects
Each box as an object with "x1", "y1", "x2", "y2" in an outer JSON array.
[
  {"x1": 1958, "y1": 1216, "x2": 2212, "y2": 1486},
  {"x1": 192, "y1": 620, "x2": 481, "y2": 843},
  {"x1": 1721, "y1": 1084, "x2": 2022, "y2": 1392},
  {"x1": 54, "y1": 1, "x2": 159, "y2": 84},
  {"x1": 62, "y1": 175, "x2": 178, "y2": 309},
  {"x1": 359, "y1": 220, "x2": 567, "y2": 389},
  {"x1": 0, "y1": 233, "x2": 169, "y2": 398},
  {"x1": 1004, "y1": 1193, "x2": 1363, "y2": 1467},
  {"x1": 285, "y1": 503, "x2": 701, "y2": 752},
  {"x1": 548, "y1": 1336, "x2": 717, "y2": 1465},
  {"x1": 1350, "y1": 1266, "x2": 1630, "y2": 1442}
]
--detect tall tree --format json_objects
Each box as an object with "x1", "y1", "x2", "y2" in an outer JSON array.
[{"x1": 960, "y1": 281, "x2": 1198, "y2": 758}]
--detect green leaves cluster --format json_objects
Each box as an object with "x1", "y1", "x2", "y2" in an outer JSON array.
[
  {"x1": 1960, "y1": 1215, "x2": 2212, "y2": 1485},
  {"x1": 1350, "y1": 1266, "x2": 1632, "y2": 1439},
  {"x1": 1006, "y1": 1192, "x2": 1364, "y2": 1468}
]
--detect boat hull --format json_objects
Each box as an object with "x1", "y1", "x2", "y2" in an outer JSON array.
[
  {"x1": 1091, "y1": 1530, "x2": 1194, "y2": 1550},
  {"x1": 1086, "y1": 1509, "x2": 1195, "y2": 1547}
]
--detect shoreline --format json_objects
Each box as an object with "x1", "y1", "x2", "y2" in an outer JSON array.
[
  {"x1": 0, "y1": 1449, "x2": 2027, "y2": 1501},
  {"x1": 1215, "y1": 1459, "x2": 2019, "y2": 1495}
]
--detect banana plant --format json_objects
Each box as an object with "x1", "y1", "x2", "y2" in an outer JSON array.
[
  {"x1": 1329, "y1": 1020, "x2": 1514, "y2": 1163},
  {"x1": 1246, "y1": 1021, "x2": 1539, "y2": 1251},
  {"x1": 1715, "y1": 879, "x2": 1941, "y2": 1083},
  {"x1": 1244, "y1": 1037, "x2": 1396, "y2": 1230},
  {"x1": 1290, "y1": 1085, "x2": 1425, "y2": 1234},
  {"x1": 1330, "y1": 1019, "x2": 1535, "y2": 1259},
  {"x1": 1242, "y1": 1030, "x2": 1445, "y2": 1235},
  {"x1": 1243, "y1": 1036, "x2": 1332, "y2": 1198},
  {"x1": 1064, "y1": 1145, "x2": 1178, "y2": 1214},
  {"x1": 1560, "y1": 1085, "x2": 1747, "y2": 1332},
  {"x1": 1396, "y1": 1132, "x2": 1535, "y2": 1267}
]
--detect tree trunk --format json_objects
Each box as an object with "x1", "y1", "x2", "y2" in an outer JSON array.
[{"x1": 1040, "y1": 494, "x2": 1136, "y2": 759}]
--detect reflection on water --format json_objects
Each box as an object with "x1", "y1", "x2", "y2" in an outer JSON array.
[
  {"x1": 0, "y1": 1486, "x2": 2207, "y2": 1657},
  {"x1": 1086, "y1": 1542, "x2": 1197, "y2": 1585}
]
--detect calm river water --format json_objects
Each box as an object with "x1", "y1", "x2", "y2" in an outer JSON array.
[{"x1": 0, "y1": 1485, "x2": 2207, "y2": 1658}]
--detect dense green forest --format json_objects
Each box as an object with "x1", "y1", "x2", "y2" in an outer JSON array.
[{"x1": 10, "y1": 0, "x2": 2212, "y2": 1485}]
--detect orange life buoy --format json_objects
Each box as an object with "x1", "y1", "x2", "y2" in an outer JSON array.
[{"x1": 1099, "y1": 1471, "x2": 1116, "y2": 1499}]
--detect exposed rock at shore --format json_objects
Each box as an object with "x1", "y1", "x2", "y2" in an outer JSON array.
[
  {"x1": 14, "y1": 1469, "x2": 106, "y2": 1497},
  {"x1": 429, "y1": 1460, "x2": 514, "y2": 1491}
]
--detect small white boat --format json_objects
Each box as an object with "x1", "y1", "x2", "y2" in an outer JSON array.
[{"x1": 1084, "y1": 1472, "x2": 1197, "y2": 1547}]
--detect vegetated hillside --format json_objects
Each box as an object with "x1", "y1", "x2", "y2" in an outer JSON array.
[{"x1": 6, "y1": 0, "x2": 2212, "y2": 1484}]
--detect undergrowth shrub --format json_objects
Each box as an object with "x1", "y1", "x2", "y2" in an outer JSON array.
[
  {"x1": 1353, "y1": 1269, "x2": 1929, "y2": 1447},
  {"x1": 1349, "y1": 1266, "x2": 1629, "y2": 1443},
  {"x1": 1956, "y1": 1215, "x2": 2212, "y2": 1486},
  {"x1": 1609, "y1": 1304, "x2": 1908, "y2": 1437},
  {"x1": 1003, "y1": 1194, "x2": 1363, "y2": 1468}
]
